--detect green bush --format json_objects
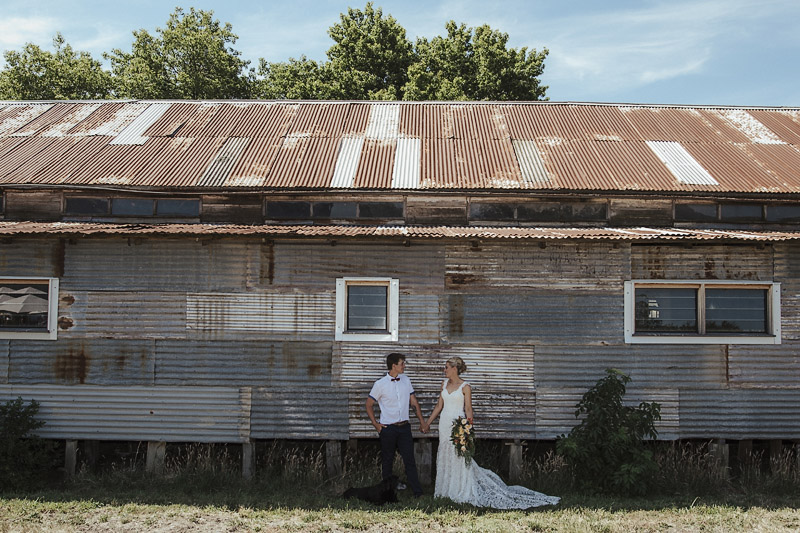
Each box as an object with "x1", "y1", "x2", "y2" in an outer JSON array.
[
  {"x1": 556, "y1": 368, "x2": 661, "y2": 495},
  {"x1": 0, "y1": 396, "x2": 50, "y2": 490}
]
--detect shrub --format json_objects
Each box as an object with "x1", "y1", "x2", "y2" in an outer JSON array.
[
  {"x1": 0, "y1": 396, "x2": 50, "y2": 490},
  {"x1": 556, "y1": 368, "x2": 661, "y2": 495}
]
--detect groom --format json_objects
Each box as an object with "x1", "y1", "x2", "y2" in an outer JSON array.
[{"x1": 366, "y1": 352, "x2": 428, "y2": 498}]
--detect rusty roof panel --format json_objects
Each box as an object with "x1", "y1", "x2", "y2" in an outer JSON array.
[
  {"x1": 134, "y1": 136, "x2": 227, "y2": 187},
  {"x1": 0, "y1": 137, "x2": 80, "y2": 183},
  {"x1": 341, "y1": 102, "x2": 372, "y2": 136},
  {"x1": 737, "y1": 143, "x2": 800, "y2": 191},
  {"x1": 748, "y1": 110, "x2": 800, "y2": 145},
  {"x1": 0, "y1": 103, "x2": 53, "y2": 135},
  {"x1": 224, "y1": 136, "x2": 282, "y2": 187},
  {"x1": 64, "y1": 102, "x2": 130, "y2": 136},
  {"x1": 716, "y1": 109, "x2": 784, "y2": 144},
  {"x1": 76, "y1": 102, "x2": 151, "y2": 137},
  {"x1": 288, "y1": 102, "x2": 349, "y2": 137},
  {"x1": 684, "y1": 142, "x2": 797, "y2": 193},
  {"x1": 353, "y1": 138, "x2": 394, "y2": 188},
  {"x1": 0, "y1": 138, "x2": 57, "y2": 182},
  {"x1": 11, "y1": 103, "x2": 76, "y2": 137},
  {"x1": 32, "y1": 136, "x2": 110, "y2": 184},
  {"x1": 267, "y1": 135, "x2": 340, "y2": 188},
  {"x1": 40, "y1": 103, "x2": 103, "y2": 137}
]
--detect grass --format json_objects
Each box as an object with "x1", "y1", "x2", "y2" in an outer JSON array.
[{"x1": 1, "y1": 440, "x2": 799, "y2": 532}]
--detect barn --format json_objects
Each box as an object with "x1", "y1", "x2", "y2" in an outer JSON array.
[{"x1": 1, "y1": 100, "x2": 799, "y2": 477}]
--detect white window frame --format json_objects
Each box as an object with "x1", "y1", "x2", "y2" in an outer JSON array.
[
  {"x1": 0, "y1": 276, "x2": 59, "y2": 340},
  {"x1": 335, "y1": 277, "x2": 399, "y2": 342},
  {"x1": 624, "y1": 280, "x2": 780, "y2": 345}
]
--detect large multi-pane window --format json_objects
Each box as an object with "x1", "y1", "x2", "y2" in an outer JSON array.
[
  {"x1": 335, "y1": 278, "x2": 398, "y2": 342},
  {"x1": 624, "y1": 281, "x2": 780, "y2": 344}
]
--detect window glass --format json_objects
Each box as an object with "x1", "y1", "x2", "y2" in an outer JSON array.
[
  {"x1": 675, "y1": 204, "x2": 717, "y2": 221},
  {"x1": 517, "y1": 203, "x2": 571, "y2": 222},
  {"x1": 313, "y1": 202, "x2": 357, "y2": 219},
  {"x1": 705, "y1": 288, "x2": 767, "y2": 333},
  {"x1": 266, "y1": 201, "x2": 310, "y2": 219},
  {"x1": 0, "y1": 280, "x2": 50, "y2": 332},
  {"x1": 157, "y1": 199, "x2": 200, "y2": 217},
  {"x1": 358, "y1": 202, "x2": 404, "y2": 219},
  {"x1": 347, "y1": 285, "x2": 387, "y2": 331},
  {"x1": 65, "y1": 197, "x2": 109, "y2": 215},
  {"x1": 469, "y1": 203, "x2": 515, "y2": 221},
  {"x1": 634, "y1": 287, "x2": 697, "y2": 333},
  {"x1": 720, "y1": 204, "x2": 762, "y2": 221},
  {"x1": 112, "y1": 198, "x2": 154, "y2": 216},
  {"x1": 766, "y1": 205, "x2": 800, "y2": 223}
]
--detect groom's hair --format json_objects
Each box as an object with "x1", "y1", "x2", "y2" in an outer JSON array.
[{"x1": 386, "y1": 352, "x2": 406, "y2": 370}]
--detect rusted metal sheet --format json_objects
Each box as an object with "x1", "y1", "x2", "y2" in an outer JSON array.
[
  {"x1": 420, "y1": 138, "x2": 522, "y2": 189},
  {"x1": 197, "y1": 137, "x2": 251, "y2": 187},
  {"x1": 72, "y1": 102, "x2": 150, "y2": 137},
  {"x1": 679, "y1": 389, "x2": 800, "y2": 439},
  {"x1": 155, "y1": 340, "x2": 332, "y2": 387},
  {"x1": 646, "y1": 141, "x2": 718, "y2": 186},
  {"x1": 684, "y1": 142, "x2": 798, "y2": 193},
  {"x1": 631, "y1": 244, "x2": 773, "y2": 280},
  {"x1": 748, "y1": 110, "x2": 800, "y2": 145},
  {"x1": 397, "y1": 293, "x2": 441, "y2": 344},
  {"x1": 9, "y1": 338, "x2": 155, "y2": 385},
  {"x1": 446, "y1": 242, "x2": 626, "y2": 290},
  {"x1": 0, "y1": 103, "x2": 52, "y2": 135},
  {"x1": 536, "y1": 387, "x2": 679, "y2": 440},
  {"x1": 268, "y1": 135, "x2": 340, "y2": 188},
  {"x1": 774, "y1": 243, "x2": 800, "y2": 340},
  {"x1": 353, "y1": 138, "x2": 394, "y2": 188},
  {"x1": 0, "y1": 238, "x2": 62, "y2": 277},
  {"x1": 11, "y1": 103, "x2": 76, "y2": 137},
  {"x1": 715, "y1": 109, "x2": 784, "y2": 145},
  {"x1": 185, "y1": 292, "x2": 334, "y2": 337},
  {"x1": 59, "y1": 290, "x2": 187, "y2": 340},
  {"x1": 729, "y1": 344, "x2": 800, "y2": 388},
  {"x1": 365, "y1": 103, "x2": 400, "y2": 139},
  {"x1": 251, "y1": 386, "x2": 349, "y2": 439},
  {"x1": 535, "y1": 345, "x2": 726, "y2": 389},
  {"x1": 224, "y1": 136, "x2": 282, "y2": 187},
  {"x1": 62, "y1": 238, "x2": 253, "y2": 291},
  {"x1": 513, "y1": 139, "x2": 549, "y2": 185},
  {"x1": 0, "y1": 384, "x2": 250, "y2": 442},
  {"x1": 1, "y1": 341, "x2": 8, "y2": 383}
]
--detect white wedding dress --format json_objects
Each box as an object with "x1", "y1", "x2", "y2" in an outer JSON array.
[{"x1": 434, "y1": 381, "x2": 560, "y2": 509}]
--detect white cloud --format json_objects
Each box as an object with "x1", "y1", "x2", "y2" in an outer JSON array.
[{"x1": 0, "y1": 16, "x2": 58, "y2": 51}]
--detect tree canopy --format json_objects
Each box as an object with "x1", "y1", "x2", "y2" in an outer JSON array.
[{"x1": 1, "y1": 4, "x2": 548, "y2": 101}]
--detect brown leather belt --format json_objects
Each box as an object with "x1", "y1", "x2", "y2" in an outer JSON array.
[{"x1": 391, "y1": 420, "x2": 409, "y2": 426}]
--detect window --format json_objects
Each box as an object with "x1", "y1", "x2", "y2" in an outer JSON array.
[
  {"x1": 335, "y1": 278, "x2": 399, "y2": 342},
  {"x1": 624, "y1": 280, "x2": 780, "y2": 344},
  {"x1": 156, "y1": 199, "x2": 200, "y2": 217},
  {"x1": 65, "y1": 197, "x2": 109, "y2": 215},
  {"x1": 0, "y1": 277, "x2": 59, "y2": 340},
  {"x1": 112, "y1": 198, "x2": 154, "y2": 216}
]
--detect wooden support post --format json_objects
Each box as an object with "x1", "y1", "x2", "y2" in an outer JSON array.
[
  {"x1": 769, "y1": 439, "x2": 783, "y2": 463},
  {"x1": 64, "y1": 440, "x2": 78, "y2": 477},
  {"x1": 242, "y1": 440, "x2": 255, "y2": 480},
  {"x1": 83, "y1": 440, "x2": 99, "y2": 472},
  {"x1": 709, "y1": 439, "x2": 729, "y2": 477},
  {"x1": 346, "y1": 438, "x2": 358, "y2": 456},
  {"x1": 146, "y1": 441, "x2": 166, "y2": 475},
  {"x1": 507, "y1": 439, "x2": 523, "y2": 483},
  {"x1": 326, "y1": 440, "x2": 343, "y2": 479},
  {"x1": 738, "y1": 439, "x2": 753, "y2": 466},
  {"x1": 414, "y1": 438, "x2": 432, "y2": 486}
]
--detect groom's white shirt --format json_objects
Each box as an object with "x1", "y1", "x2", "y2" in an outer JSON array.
[{"x1": 368, "y1": 373, "x2": 415, "y2": 425}]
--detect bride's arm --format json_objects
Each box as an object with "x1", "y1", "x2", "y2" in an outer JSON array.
[
  {"x1": 425, "y1": 395, "x2": 444, "y2": 428},
  {"x1": 464, "y1": 384, "x2": 474, "y2": 422}
]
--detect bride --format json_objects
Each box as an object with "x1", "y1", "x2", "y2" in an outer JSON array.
[{"x1": 423, "y1": 357, "x2": 560, "y2": 509}]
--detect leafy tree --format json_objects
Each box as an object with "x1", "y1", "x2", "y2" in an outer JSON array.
[
  {"x1": 556, "y1": 368, "x2": 661, "y2": 495},
  {"x1": 106, "y1": 7, "x2": 253, "y2": 99},
  {"x1": 403, "y1": 21, "x2": 548, "y2": 101},
  {"x1": 325, "y1": 2, "x2": 414, "y2": 99},
  {"x1": 256, "y1": 56, "x2": 339, "y2": 100},
  {"x1": 0, "y1": 34, "x2": 113, "y2": 100}
]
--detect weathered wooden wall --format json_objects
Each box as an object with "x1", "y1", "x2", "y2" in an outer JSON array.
[{"x1": 1, "y1": 236, "x2": 799, "y2": 442}]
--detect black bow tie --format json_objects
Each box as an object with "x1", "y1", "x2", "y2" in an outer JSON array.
[{"x1": 391, "y1": 377, "x2": 400, "y2": 382}]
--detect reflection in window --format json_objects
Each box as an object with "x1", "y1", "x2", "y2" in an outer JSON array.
[
  {"x1": 65, "y1": 197, "x2": 109, "y2": 215},
  {"x1": 346, "y1": 285, "x2": 388, "y2": 331},
  {"x1": 112, "y1": 198, "x2": 154, "y2": 216},
  {"x1": 157, "y1": 199, "x2": 200, "y2": 217},
  {"x1": 706, "y1": 288, "x2": 767, "y2": 333},
  {"x1": 634, "y1": 287, "x2": 697, "y2": 333}
]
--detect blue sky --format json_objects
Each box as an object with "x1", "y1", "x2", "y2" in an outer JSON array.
[{"x1": 1, "y1": 0, "x2": 798, "y2": 106}]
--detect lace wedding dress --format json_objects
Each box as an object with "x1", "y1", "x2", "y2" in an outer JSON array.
[{"x1": 435, "y1": 381, "x2": 560, "y2": 509}]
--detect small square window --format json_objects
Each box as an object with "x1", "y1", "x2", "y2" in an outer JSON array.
[
  {"x1": 0, "y1": 277, "x2": 59, "y2": 340},
  {"x1": 335, "y1": 278, "x2": 398, "y2": 342},
  {"x1": 624, "y1": 280, "x2": 780, "y2": 344}
]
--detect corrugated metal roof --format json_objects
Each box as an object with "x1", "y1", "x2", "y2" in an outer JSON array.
[
  {"x1": 1, "y1": 100, "x2": 800, "y2": 193},
  {"x1": 646, "y1": 141, "x2": 719, "y2": 186},
  {"x1": 1, "y1": 221, "x2": 799, "y2": 241}
]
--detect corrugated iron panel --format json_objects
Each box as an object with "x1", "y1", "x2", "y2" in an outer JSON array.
[
  {"x1": 513, "y1": 139, "x2": 549, "y2": 185},
  {"x1": 1, "y1": 137, "x2": 82, "y2": 183},
  {"x1": 75, "y1": 102, "x2": 151, "y2": 137},
  {"x1": 391, "y1": 137, "x2": 421, "y2": 189},
  {"x1": 420, "y1": 137, "x2": 523, "y2": 188},
  {"x1": 63, "y1": 238, "x2": 253, "y2": 291},
  {"x1": 685, "y1": 142, "x2": 795, "y2": 193},
  {"x1": 186, "y1": 292, "x2": 334, "y2": 336},
  {"x1": 0, "y1": 137, "x2": 61, "y2": 181},
  {"x1": 288, "y1": 102, "x2": 349, "y2": 137},
  {"x1": 59, "y1": 290, "x2": 187, "y2": 340},
  {"x1": 132, "y1": 136, "x2": 227, "y2": 187},
  {"x1": 155, "y1": 340, "x2": 331, "y2": 386},
  {"x1": 31, "y1": 136, "x2": 109, "y2": 185},
  {"x1": 334, "y1": 343, "x2": 534, "y2": 392},
  {"x1": 329, "y1": 136, "x2": 364, "y2": 188},
  {"x1": 729, "y1": 344, "x2": 800, "y2": 388},
  {"x1": 353, "y1": 138, "x2": 394, "y2": 188},
  {"x1": 397, "y1": 293, "x2": 441, "y2": 344},
  {"x1": 268, "y1": 135, "x2": 340, "y2": 188},
  {"x1": 646, "y1": 141, "x2": 719, "y2": 186},
  {"x1": 631, "y1": 244, "x2": 774, "y2": 280},
  {"x1": 66, "y1": 137, "x2": 167, "y2": 186},
  {"x1": 0, "y1": 238, "x2": 61, "y2": 277},
  {"x1": 251, "y1": 386, "x2": 349, "y2": 439},
  {"x1": 736, "y1": 143, "x2": 800, "y2": 191},
  {"x1": 679, "y1": 389, "x2": 800, "y2": 439},
  {"x1": 365, "y1": 104, "x2": 400, "y2": 139},
  {"x1": 774, "y1": 243, "x2": 800, "y2": 340},
  {"x1": 535, "y1": 345, "x2": 726, "y2": 389},
  {"x1": 224, "y1": 136, "x2": 282, "y2": 187},
  {"x1": 716, "y1": 109, "x2": 784, "y2": 145},
  {"x1": 536, "y1": 387, "x2": 679, "y2": 440},
  {"x1": 197, "y1": 137, "x2": 250, "y2": 187},
  {"x1": 40, "y1": 104, "x2": 103, "y2": 137},
  {"x1": 0, "y1": 103, "x2": 53, "y2": 135},
  {"x1": 0, "y1": 384, "x2": 250, "y2": 442},
  {"x1": 446, "y1": 242, "x2": 625, "y2": 290},
  {"x1": 8, "y1": 338, "x2": 155, "y2": 385},
  {"x1": 1, "y1": 341, "x2": 8, "y2": 383},
  {"x1": 11, "y1": 103, "x2": 76, "y2": 137},
  {"x1": 748, "y1": 110, "x2": 800, "y2": 145},
  {"x1": 588, "y1": 140, "x2": 683, "y2": 191},
  {"x1": 110, "y1": 103, "x2": 172, "y2": 145}
]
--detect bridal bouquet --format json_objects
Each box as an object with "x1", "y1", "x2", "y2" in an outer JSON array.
[{"x1": 450, "y1": 416, "x2": 475, "y2": 465}]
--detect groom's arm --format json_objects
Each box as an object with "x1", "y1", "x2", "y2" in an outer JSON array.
[
  {"x1": 409, "y1": 394, "x2": 428, "y2": 433},
  {"x1": 366, "y1": 397, "x2": 385, "y2": 433}
]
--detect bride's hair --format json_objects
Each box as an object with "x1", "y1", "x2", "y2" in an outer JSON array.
[{"x1": 447, "y1": 357, "x2": 467, "y2": 374}]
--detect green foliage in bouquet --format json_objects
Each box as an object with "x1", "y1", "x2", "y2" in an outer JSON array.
[{"x1": 451, "y1": 416, "x2": 476, "y2": 465}]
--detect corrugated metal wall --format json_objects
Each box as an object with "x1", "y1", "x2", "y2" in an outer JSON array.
[{"x1": 1, "y1": 236, "x2": 798, "y2": 442}]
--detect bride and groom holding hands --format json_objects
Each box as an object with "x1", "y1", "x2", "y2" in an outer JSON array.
[{"x1": 365, "y1": 352, "x2": 559, "y2": 509}]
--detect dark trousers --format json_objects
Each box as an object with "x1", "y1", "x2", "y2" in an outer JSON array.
[{"x1": 379, "y1": 423, "x2": 422, "y2": 496}]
